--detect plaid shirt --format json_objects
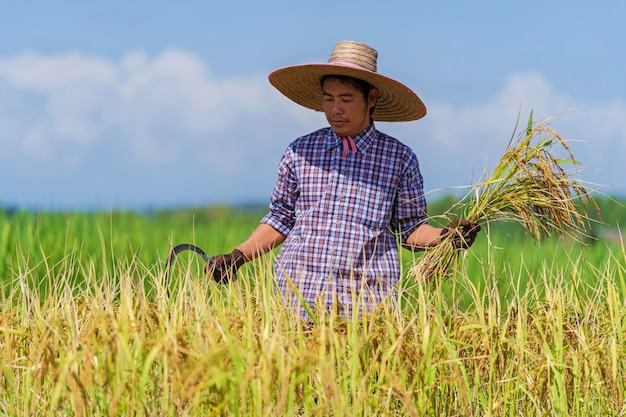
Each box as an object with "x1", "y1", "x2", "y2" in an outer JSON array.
[{"x1": 261, "y1": 124, "x2": 428, "y2": 318}]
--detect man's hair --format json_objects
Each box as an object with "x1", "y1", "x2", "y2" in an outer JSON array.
[{"x1": 320, "y1": 75, "x2": 377, "y2": 117}]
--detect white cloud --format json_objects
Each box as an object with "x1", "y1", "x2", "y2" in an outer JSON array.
[
  {"x1": 383, "y1": 71, "x2": 626, "y2": 195},
  {"x1": 0, "y1": 49, "x2": 301, "y2": 166},
  {"x1": 0, "y1": 50, "x2": 624, "y2": 209},
  {"x1": 0, "y1": 51, "x2": 117, "y2": 91}
]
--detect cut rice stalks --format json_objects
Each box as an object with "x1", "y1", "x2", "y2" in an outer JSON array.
[{"x1": 410, "y1": 110, "x2": 600, "y2": 283}]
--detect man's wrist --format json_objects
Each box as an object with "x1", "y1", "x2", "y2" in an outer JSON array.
[{"x1": 232, "y1": 248, "x2": 248, "y2": 266}]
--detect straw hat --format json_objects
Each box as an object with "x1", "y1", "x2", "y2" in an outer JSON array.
[{"x1": 269, "y1": 40, "x2": 426, "y2": 122}]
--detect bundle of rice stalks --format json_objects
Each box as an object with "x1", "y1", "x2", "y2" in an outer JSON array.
[{"x1": 410, "y1": 111, "x2": 599, "y2": 282}]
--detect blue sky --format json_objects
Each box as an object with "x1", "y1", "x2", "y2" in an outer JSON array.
[{"x1": 1, "y1": 1, "x2": 625, "y2": 210}]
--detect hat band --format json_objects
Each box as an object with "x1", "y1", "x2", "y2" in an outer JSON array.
[{"x1": 328, "y1": 61, "x2": 375, "y2": 72}]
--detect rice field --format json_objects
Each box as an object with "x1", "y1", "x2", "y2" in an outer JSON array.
[{"x1": 0, "y1": 199, "x2": 624, "y2": 416}]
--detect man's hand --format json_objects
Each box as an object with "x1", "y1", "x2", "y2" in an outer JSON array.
[
  {"x1": 441, "y1": 218, "x2": 481, "y2": 249},
  {"x1": 206, "y1": 249, "x2": 247, "y2": 283}
]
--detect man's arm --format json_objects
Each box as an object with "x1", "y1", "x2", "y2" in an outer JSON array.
[
  {"x1": 236, "y1": 223, "x2": 286, "y2": 261},
  {"x1": 207, "y1": 223, "x2": 285, "y2": 283},
  {"x1": 404, "y1": 223, "x2": 444, "y2": 251},
  {"x1": 405, "y1": 219, "x2": 482, "y2": 251}
]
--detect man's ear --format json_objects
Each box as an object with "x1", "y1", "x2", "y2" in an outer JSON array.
[{"x1": 368, "y1": 88, "x2": 379, "y2": 108}]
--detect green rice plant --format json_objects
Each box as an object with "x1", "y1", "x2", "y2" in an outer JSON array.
[
  {"x1": 411, "y1": 110, "x2": 600, "y2": 282},
  {"x1": 2, "y1": 193, "x2": 625, "y2": 415},
  {"x1": 1, "y1": 226, "x2": 626, "y2": 415}
]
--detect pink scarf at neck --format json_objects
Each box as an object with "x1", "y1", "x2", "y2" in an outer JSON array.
[{"x1": 340, "y1": 136, "x2": 357, "y2": 160}]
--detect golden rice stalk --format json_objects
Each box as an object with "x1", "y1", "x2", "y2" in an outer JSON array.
[{"x1": 410, "y1": 110, "x2": 599, "y2": 282}]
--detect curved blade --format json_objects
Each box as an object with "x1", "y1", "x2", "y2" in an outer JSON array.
[{"x1": 164, "y1": 243, "x2": 213, "y2": 279}]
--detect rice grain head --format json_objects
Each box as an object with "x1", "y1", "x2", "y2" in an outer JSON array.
[{"x1": 410, "y1": 110, "x2": 600, "y2": 283}]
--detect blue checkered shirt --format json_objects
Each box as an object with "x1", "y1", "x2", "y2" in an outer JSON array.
[{"x1": 261, "y1": 124, "x2": 428, "y2": 318}]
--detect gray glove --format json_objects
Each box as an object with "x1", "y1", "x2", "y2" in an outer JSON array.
[
  {"x1": 206, "y1": 249, "x2": 246, "y2": 283},
  {"x1": 441, "y1": 218, "x2": 481, "y2": 249}
]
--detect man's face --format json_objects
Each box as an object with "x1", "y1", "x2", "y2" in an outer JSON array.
[{"x1": 322, "y1": 77, "x2": 378, "y2": 138}]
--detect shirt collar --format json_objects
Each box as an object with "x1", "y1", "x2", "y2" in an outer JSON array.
[{"x1": 325, "y1": 123, "x2": 377, "y2": 153}]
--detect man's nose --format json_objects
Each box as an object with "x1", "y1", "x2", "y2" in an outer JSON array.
[{"x1": 331, "y1": 102, "x2": 343, "y2": 114}]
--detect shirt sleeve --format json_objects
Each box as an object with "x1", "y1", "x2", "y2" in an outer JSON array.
[
  {"x1": 394, "y1": 150, "x2": 429, "y2": 244},
  {"x1": 260, "y1": 146, "x2": 298, "y2": 236}
]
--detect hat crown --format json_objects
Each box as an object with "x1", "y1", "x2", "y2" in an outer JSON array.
[{"x1": 328, "y1": 40, "x2": 378, "y2": 73}]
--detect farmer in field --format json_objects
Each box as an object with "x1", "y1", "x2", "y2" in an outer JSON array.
[{"x1": 208, "y1": 40, "x2": 480, "y2": 318}]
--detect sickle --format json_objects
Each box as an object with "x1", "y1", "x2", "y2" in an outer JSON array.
[{"x1": 164, "y1": 243, "x2": 214, "y2": 279}]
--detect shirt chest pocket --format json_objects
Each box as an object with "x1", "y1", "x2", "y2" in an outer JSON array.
[{"x1": 344, "y1": 180, "x2": 394, "y2": 229}]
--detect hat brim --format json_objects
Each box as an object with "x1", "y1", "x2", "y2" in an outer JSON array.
[{"x1": 269, "y1": 63, "x2": 426, "y2": 122}]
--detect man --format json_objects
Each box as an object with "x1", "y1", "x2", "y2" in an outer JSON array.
[{"x1": 208, "y1": 40, "x2": 479, "y2": 318}]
